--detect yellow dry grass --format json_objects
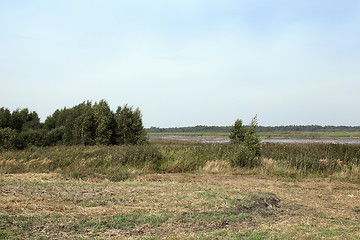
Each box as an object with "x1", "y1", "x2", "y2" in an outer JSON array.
[{"x1": 1, "y1": 173, "x2": 359, "y2": 239}]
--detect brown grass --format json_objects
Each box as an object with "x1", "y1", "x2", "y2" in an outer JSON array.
[{"x1": 1, "y1": 173, "x2": 359, "y2": 239}]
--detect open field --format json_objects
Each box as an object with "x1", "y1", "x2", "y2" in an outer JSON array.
[
  {"x1": 1, "y1": 173, "x2": 360, "y2": 239},
  {"x1": 1, "y1": 141, "x2": 360, "y2": 239}
]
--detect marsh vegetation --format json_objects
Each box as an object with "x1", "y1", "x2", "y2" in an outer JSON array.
[
  {"x1": 1, "y1": 138, "x2": 360, "y2": 239},
  {"x1": 1, "y1": 141, "x2": 359, "y2": 183},
  {"x1": 1, "y1": 101, "x2": 360, "y2": 238}
]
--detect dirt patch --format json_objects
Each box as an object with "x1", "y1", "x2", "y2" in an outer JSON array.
[{"x1": 230, "y1": 192, "x2": 281, "y2": 217}]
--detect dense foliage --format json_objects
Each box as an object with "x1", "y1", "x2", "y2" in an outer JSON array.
[
  {"x1": 229, "y1": 119, "x2": 246, "y2": 143},
  {"x1": 0, "y1": 100, "x2": 147, "y2": 149},
  {"x1": 229, "y1": 116, "x2": 261, "y2": 167}
]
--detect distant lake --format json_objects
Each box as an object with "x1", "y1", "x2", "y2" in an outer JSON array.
[
  {"x1": 149, "y1": 135, "x2": 360, "y2": 144},
  {"x1": 260, "y1": 138, "x2": 360, "y2": 144}
]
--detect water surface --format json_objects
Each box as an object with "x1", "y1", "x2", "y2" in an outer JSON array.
[{"x1": 150, "y1": 135, "x2": 360, "y2": 144}]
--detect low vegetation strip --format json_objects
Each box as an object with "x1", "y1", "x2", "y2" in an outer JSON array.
[
  {"x1": 1, "y1": 142, "x2": 360, "y2": 182},
  {"x1": 0, "y1": 173, "x2": 359, "y2": 239}
]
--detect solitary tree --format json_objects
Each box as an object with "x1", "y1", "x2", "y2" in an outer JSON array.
[
  {"x1": 244, "y1": 115, "x2": 261, "y2": 156},
  {"x1": 229, "y1": 119, "x2": 246, "y2": 143},
  {"x1": 229, "y1": 115, "x2": 261, "y2": 156}
]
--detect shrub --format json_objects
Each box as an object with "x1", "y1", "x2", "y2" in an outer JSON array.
[
  {"x1": 20, "y1": 129, "x2": 47, "y2": 147},
  {"x1": 45, "y1": 127, "x2": 65, "y2": 146},
  {"x1": 0, "y1": 128, "x2": 26, "y2": 149},
  {"x1": 229, "y1": 116, "x2": 261, "y2": 157},
  {"x1": 228, "y1": 144, "x2": 261, "y2": 168},
  {"x1": 108, "y1": 168, "x2": 132, "y2": 181}
]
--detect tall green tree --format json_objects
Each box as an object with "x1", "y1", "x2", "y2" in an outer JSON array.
[
  {"x1": 115, "y1": 105, "x2": 147, "y2": 145},
  {"x1": 93, "y1": 100, "x2": 116, "y2": 145},
  {"x1": 9, "y1": 109, "x2": 28, "y2": 131},
  {"x1": 244, "y1": 115, "x2": 261, "y2": 156},
  {"x1": 44, "y1": 108, "x2": 70, "y2": 130},
  {"x1": 0, "y1": 107, "x2": 11, "y2": 128},
  {"x1": 76, "y1": 101, "x2": 96, "y2": 145},
  {"x1": 229, "y1": 115, "x2": 261, "y2": 156},
  {"x1": 229, "y1": 119, "x2": 246, "y2": 143},
  {"x1": 62, "y1": 101, "x2": 97, "y2": 145},
  {"x1": 63, "y1": 107, "x2": 79, "y2": 145},
  {"x1": 22, "y1": 111, "x2": 41, "y2": 130}
]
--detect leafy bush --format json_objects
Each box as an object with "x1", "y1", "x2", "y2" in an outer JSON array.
[
  {"x1": 45, "y1": 127, "x2": 64, "y2": 146},
  {"x1": 228, "y1": 144, "x2": 261, "y2": 168},
  {"x1": 20, "y1": 129, "x2": 47, "y2": 147},
  {"x1": 0, "y1": 128, "x2": 26, "y2": 149},
  {"x1": 229, "y1": 116, "x2": 261, "y2": 157}
]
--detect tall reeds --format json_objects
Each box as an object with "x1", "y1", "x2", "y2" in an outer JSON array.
[{"x1": 1, "y1": 141, "x2": 359, "y2": 182}]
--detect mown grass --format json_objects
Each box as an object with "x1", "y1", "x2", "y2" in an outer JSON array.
[
  {"x1": 1, "y1": 173, "x2": 359, "y2": 239},
  {"x1": 0, "y1": 174, "x2": 275, "y2": 239}
]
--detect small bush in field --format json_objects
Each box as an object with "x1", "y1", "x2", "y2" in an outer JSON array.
[
  {"x1": 229, "y1": 115, "x2": 261, "y2": 158},
  {"x1": 69, "y1": 170, "x2": 82, "y2": 179},
  {"x1": 108, "y1": 168, "x2": 132, "y2": 182},
  {"x1": 229, "y1": 145, "x2": 261, "y2": 168}
]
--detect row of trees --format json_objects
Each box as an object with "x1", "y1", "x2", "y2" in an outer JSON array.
[
  {"x1": 0, "y1": 100, "x2": 147, "y2": 149},
  {"x1": 0, "y1": 108, "x2": 41, "y2": 131}
]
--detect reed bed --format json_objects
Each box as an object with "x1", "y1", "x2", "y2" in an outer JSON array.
[{"x1": 1, "y1": 141, "x2": 360, "y2": 182}]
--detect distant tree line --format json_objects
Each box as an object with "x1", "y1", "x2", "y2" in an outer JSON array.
[
  {"x1": 0, "y1": 100, "x2": 147, "y2": 149},
  {"x1": 257, "y1": 125, "x2": 360, "y2": 132},
  {"x1": 147, "y1": 125, "x2": 360, "y2": 133},
  {"x1": 147, "y1": 126, "x2": 230, "y2": 133}
]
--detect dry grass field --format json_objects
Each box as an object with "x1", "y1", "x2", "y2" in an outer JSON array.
[{"x1": 1, "y1": 172, "x2": 359, "y2": 239}]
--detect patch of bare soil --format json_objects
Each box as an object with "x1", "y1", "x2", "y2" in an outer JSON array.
[{"x1": 229, "y1": 192, "x2": 281, "y2": 217}]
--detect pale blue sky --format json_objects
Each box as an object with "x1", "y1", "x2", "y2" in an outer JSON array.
[{"x1": 1, "y1": 0, "x2": 359, "y2": 127}]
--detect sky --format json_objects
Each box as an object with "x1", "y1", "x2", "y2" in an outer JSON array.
[{"x1": 1, "y1": 0, "x2": 359, "y2": 127}]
